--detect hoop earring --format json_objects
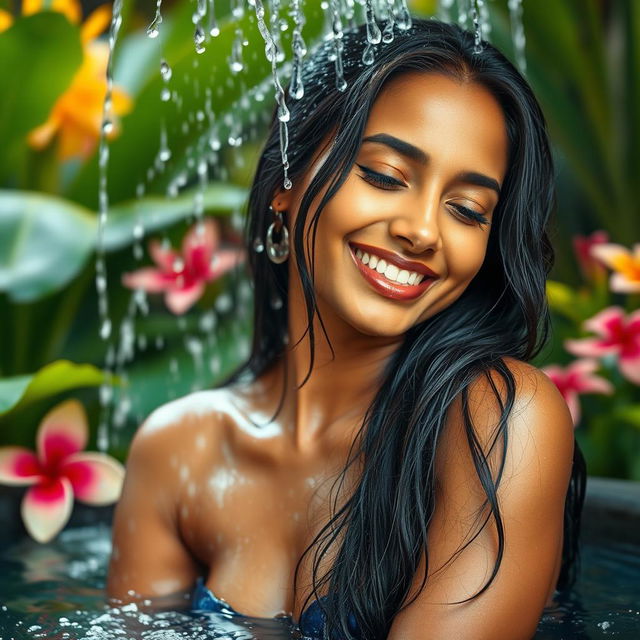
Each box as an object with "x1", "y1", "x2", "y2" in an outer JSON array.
[{"x1": 266, "y1": 205, "x2": 290, "y2": 264}]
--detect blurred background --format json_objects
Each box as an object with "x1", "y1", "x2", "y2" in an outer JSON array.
[{"x1": 0, "y1": 0, "x2": 638, "y2": 487}]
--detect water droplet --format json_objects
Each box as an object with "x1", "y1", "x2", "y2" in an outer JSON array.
[
  {"x1": 173, "y1": 257, "x2": 185, "y2": 272},
  {"x1": 146, "y1": 11, "x2": 162, "y2": 38},
  {"x1": 253, "y1": 237, "x2": 265, "y2": 253},
  {"x1": 161, "y1": 87, "x2": 171, "y2": 102},
  {"x1": 362, "y1": 44, "x2": 375, "y2": 65},
  {"x1": 102, "y1": 119, "x2": 114, "y2": 135},
  {"x1": 159, "y1": 148, "x2": 171, "y2": 162},
  {"x1": 160, "y1": 59, "x2": 172, "y2": 81},
  {"x1": 284, "y1": 177, "x2": 292, "y2": 190},
  {"x1": 100, "y1": 318, "x2": 112, "y2": 340}
]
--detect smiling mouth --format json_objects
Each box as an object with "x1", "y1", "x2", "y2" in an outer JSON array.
[{"x1": 348, "y1": 243, "x2": 437, "y2": 301}]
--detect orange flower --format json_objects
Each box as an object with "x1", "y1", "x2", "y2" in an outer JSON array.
[
  {"x1": 590, "y1": 242, "x2": 640, "y2": 294},
  {"x1": 0, "y1": 0, "x2": 132, "y2": 160}
]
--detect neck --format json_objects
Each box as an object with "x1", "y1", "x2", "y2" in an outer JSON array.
[{"x1": 276, "y1": 266, "x2": 401, "y2": 451}]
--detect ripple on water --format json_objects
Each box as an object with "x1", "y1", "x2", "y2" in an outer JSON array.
[{"x1": 0, "y1": 525, "x2": 638, "y2": 639}]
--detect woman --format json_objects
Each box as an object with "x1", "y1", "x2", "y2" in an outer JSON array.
[{"x1": 107, "y1": 17, "x2": 585, "y2": 640}]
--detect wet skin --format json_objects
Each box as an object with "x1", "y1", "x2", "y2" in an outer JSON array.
[{"x1": 108, "y1": 73, "x2": 575, "y2": 639}]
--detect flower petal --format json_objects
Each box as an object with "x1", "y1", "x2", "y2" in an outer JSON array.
[
  {"x1": 590, "y1": 243, "x2": 631, "y2": 270},
  {"x1": 149, "y1": 239, "x2": 179, "y2": 272},
  {"x1": 61, "y1": 452, "x2": 124, "y2": 505},
  {"x1": 183, "y1": 219, "x2": 217, "y2": 273},
  {"x1": 609, "y1": 273, "x2": 640, "y2": 293},
  {"x1": 583, "y1": 306, "x2": 626, "y2": 338},
  {"x1": 21, "y1": 477, "x2": 73, "y2": 543},
  {"x1": 208, "y1": 248, "x2": 247, "y2": 280},
  {"x1": 564, "y1": 338, "x2": 619, "y2": 358},
  {"x1": 122, "y1": 267, "x2": 174, "y2": 293},
  {"x1": 165, "y1": 282, "x2": 205, "y2": 315},
  {"x1": 0, "y1": 448, "x2": 43, "y2": 486},
  {"x1": 80, "y1": 4, "x2": 111, "y2": 44},
  {"x1": 37, "y1": 399, "x2": 88, "y2": 472},
  {"x1": 619, "y1": 356, "x2": 640, "y2": 386},
  {"x1": 0, "y1": 9, "x2": 13, "y2": 31}
]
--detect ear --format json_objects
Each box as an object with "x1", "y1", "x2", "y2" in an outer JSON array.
[{"x1": 270, "y1": 184, "x2": 297, "y2": 211}]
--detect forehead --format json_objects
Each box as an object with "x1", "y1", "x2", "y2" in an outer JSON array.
[{"x1": 364, "y1": 72, "x2": 508, "y2": 181}]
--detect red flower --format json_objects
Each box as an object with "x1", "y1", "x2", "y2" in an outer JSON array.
[
  {"x1": 542, "y1": 359, "x2": 613, "y2": 426},
  {"x1": 122, "y1": 218, "x2": 246, "y2": 314}
]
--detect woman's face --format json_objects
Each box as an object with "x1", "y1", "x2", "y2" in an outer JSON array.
[{"x1": 277, "y1": 71, "x2": 509, "y2": 338}]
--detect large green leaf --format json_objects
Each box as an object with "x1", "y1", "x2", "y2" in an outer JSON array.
[
  {"x1": 0, "y1": 12, "x2": 82, "y2": 185},
  {"x1": 0, "y1": 360, "x2": 107, "y2": 416},
  {"x1": 103, "y1": 182, "x2": 248, "y2": 251},
  {"x1": 0, "y1": 191, "x2": 96, "y2": 302}
]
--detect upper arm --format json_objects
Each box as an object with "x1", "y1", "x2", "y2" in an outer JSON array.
[
  {"x1": 388, "y1": 359, "x2": 575, "y2": 640},
  {"x1": 106, "y1": 413, "x2": 203, "y2": 601}
]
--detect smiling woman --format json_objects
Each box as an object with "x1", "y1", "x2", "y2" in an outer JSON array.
[{"x1": 107, "y1": 17, "x2": 585, "y2": 640}]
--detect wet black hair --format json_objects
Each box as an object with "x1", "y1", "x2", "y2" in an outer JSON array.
[{"x1": 218, "y1": 16, "x2": 586, "y2": 640}]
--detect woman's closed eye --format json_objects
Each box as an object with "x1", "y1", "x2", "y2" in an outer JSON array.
[
  {"x1": 355, "y1": 164, "x2": 491, "y2": 227},
  {"x1": 356, "y1": 163, "x2": 406, "y2": 189}
]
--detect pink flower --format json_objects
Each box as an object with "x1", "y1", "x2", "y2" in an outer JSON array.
[
  {"x1": 0, "y1": 400, "x2": 124, "y2": 543},
  {"x1": 572, "y1": 230, "x2": 609, "y2": 283},
  {"x1": 122, "y1": 218, "x2": 246, "y2": 315},
  {"x1": 542, "y1": 359, "x2": 613, "y2": 426},
  {"x1": 590, "y1": 241, "x2": 640, "y2": 293},
  {"x1": 565, "y1": 306, "x2": 640, "y2": 385}
]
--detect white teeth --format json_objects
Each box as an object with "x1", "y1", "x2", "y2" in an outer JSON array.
[
  {"x1": 384, "y1": 264, "x2": 399, "y2": 280},
  {"x1": 353, "y1": 245, "x2": 427, "y2": 285},
  {"x1": 397, "y1": 269, "x2": 410, "y2": 284}
]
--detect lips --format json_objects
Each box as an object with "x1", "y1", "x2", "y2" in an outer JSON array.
[{"x1": 348, "y1": 243, "x2": 438, "y2": 302}]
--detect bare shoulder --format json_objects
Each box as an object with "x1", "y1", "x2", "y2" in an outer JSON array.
[
  {"x1": 438, "y1": 356, "x2": 574, "y2": 483},
  {"x1": 130, "y1": 388, "x2": 236, "y2": 472},
  {"x1": 388, "y1": 358, "x2": 575, "y2": 639},
  {"x1": 107, "y1": 388, "x2": 236, "y2": 600}
]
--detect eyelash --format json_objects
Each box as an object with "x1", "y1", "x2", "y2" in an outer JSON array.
[{"x1": 355, "y1": 164, "x2": 491, "y2": 226}]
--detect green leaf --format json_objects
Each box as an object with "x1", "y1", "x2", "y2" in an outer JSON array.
[
  {"x1": 614, "y1": 405, "x2": 640, "y2": 430},
  {"x1": 0, "y1": 12, "x2": 83, "y2": 184},
  {"x1": 103, "y1": 182, "x2": 248, "y2": 251},
  {"x1": 0, "y1": 190, "x2": 96, "y2": 302},
  {"x1": 0, "y1": 360, "x2": 107, "y2": 416}
]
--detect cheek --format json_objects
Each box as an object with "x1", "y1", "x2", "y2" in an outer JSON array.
[{"x1": 442, "y1": 223, "x2": 490, "y2": 281}]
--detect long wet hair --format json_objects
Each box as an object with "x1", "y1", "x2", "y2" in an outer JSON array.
[{"x1": 218, "y1": 17, "x2": 586, "y2": 640}]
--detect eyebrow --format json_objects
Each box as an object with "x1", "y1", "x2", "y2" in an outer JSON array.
[{"x1": 361, "y1": 133, "x2": 502, "y2": 197}]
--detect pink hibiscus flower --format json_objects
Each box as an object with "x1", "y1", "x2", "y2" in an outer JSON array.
[
  {"x1": 565, "y1": 306, "x2": 640, "y2": 385},
  {"x1": 0, "y1": 400, "x2": 124, "y2": 543},
  {"x1": 572, "y1": 230, "x2": 609, "y2": 283},
  {"x1": 542, "y1": 359, "x2": 613, "y2": 426},
  {"x1": 122, "y1": 218, "x2": 246, "y2": 315},
  {"x1": 590, "y1": 241, "x2": 640, "y2": 293}
]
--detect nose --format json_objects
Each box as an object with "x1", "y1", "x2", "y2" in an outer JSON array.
[{"x1": 388, "y1": 196, "x2": 443, "y2": 255}]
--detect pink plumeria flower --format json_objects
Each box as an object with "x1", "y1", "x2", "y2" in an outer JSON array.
[
  {"x1": 542, "y1": 359, "x2": 613, "y2": 426},
  {"x1": 590, "y1": 242, "x2": 640, "y2": 293},
  {"x1": 0, "y1": 399, "x2": 124, "y2": 543},
  {"x1": 572, "y1": 230, "x2": 609, "y2": 283},
  {"x1": 122, "y1": 218, "x2": 246, "y2": 315},
  {"x1": 565, "y1": 306, "x2": 640, "y2": 385}
]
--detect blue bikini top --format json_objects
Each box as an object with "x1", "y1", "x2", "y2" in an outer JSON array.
[{"x1": 191, "y1": 578, "x2": 361, "y2": 639}]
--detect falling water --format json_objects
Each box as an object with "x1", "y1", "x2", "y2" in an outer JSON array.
[{"x1": 508, "y1": 0, "x2": 526, "y2": 72}]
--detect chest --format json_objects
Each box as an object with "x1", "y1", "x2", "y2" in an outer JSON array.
[{"x1": 178, "y1": 457, "x2": 349, "y2": 618}]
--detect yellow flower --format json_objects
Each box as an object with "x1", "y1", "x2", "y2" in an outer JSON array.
[
  {"x1": 0, "y1": 0, "x2": 132, "y2": 160},
  {"x1": 590, "y1": 243, "x2": 640, "y2": 293}
]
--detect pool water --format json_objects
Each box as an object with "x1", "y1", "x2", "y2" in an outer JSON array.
[{"x1": 0, "y1": 525, "x2": 638, "y2": 639}]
